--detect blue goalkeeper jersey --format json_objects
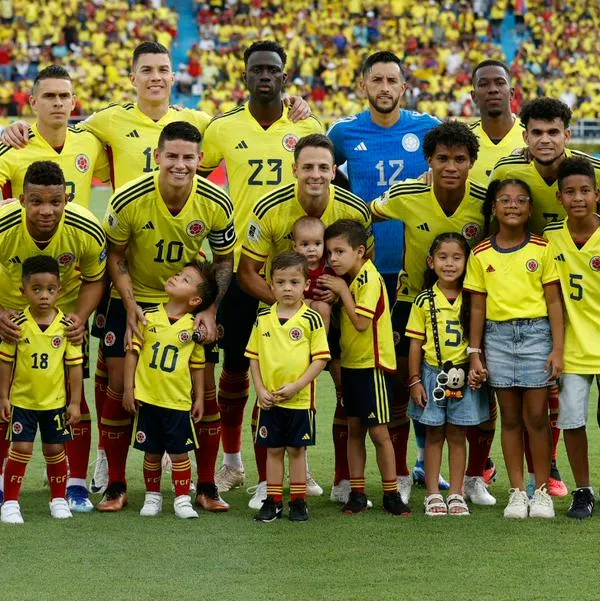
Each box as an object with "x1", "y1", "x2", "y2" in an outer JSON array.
[{"x1": 328, "y1": 109, "x2": 440, "y2": 275}]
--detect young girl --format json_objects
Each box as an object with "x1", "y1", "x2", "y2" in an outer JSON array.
[
  {"x1": 466, "y1": 179, "x2": 564, "y2": 519},
  {"x1": 406, "y1": 233, "x2": 490, "y2": 516}
]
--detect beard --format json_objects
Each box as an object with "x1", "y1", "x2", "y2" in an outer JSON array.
[{"x1": 367, "y1": 91, "x2": 400, "y2": 114}]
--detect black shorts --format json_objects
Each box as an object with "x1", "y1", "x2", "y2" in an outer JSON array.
[
  {"x1": 9, "y1": 406, "x2": 72, "y2": 444},
  {"x1": 132, "y1": 403, "x2": 197, "y2": 455},
  {"x1": 341, "y1": 367, "x2": 393, "y2": 426},
  {"x1": 391, "y1": 300, "x2": 412, "y2": 358},
  {"x1": 327, "y1": 303, "x2": 341, "y2": 361},
  {"x1": 381, "y1": 273, "x2": 399, "y2": 307},
  {"x1": 220, "y1": 275, "x2": 258, "y2": 370},
  {"x1": 90, "y1": 283, "x2": 112, "y2": 339},
  {"x1": 255, "y1": 406, "x2": 315, "y2": 448}
]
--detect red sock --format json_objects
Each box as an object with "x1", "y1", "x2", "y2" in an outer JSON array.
[
  {"x1": 218, "y1": 369, "x2": 249, "y2": 453},
  {"x1": 466, "y1": 425, "x2": 496, "y2": 477},
  {"x1": 551, "y1": 426, "x2": 561, "y2": 462},
  {"x1": 350, "y1": 477, "x2": 365, "y2": 494},
  {"x1": 290, "y1": 481, "x2": 306, "y2": 501},
  {"x1": 143, "y1": 458, "x2": 162, "y2": 493},
  {"x1": 100, "y1": 387, "x2": 132, "y2": 486},
  {"x1": 194, "y1": 385, "x2": 221, "y2": 485},
  {"x1": 251, "y1": 404, "x2": 267, "y2": 482},
  {"x1": 65, "y1": 384, "x2": 91, "y2": 480},
  {"x1": 388, "y1": 422, "x2": 410, "y2": 477},
  {"x1": 548, "y1": 383, "x2": 560, "y2": 461},
  {"x1": 0, "y1": 421, "x2": 9, "y2": 476},
  {"x1": 46, "y1": 450, "x2": 68, "y2": 499},
  {"x1": 4, "y1": 448, "x2": 32, "y2": 501},
  {"x1": 332, "y1": 391, "x2": 349, "y2": 484},
  {"x1": 172, "y1": 457, "x2": 192, "y2": 497},
  {"x1": 94, "y1": 347, "x2": 108, "y2": 446},
  {"x1": 266, "y1": 482, "x2": 283, "y2": 503}
]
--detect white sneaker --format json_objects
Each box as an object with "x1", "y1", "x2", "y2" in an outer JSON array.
[
  {"x1": 504, "y1": 488, "x2": 529, "y2": 519},
  {"x1": 1, "y1": 500, "x2": 24, "y2": 524},
  {"x1": 529, "y1": 485, "x2": 555, "y2": 518},
  {"x1": 464, "y1": 476, "x2": 497, "y2": 506},
  {"x1": 140, "y1": 492, "x2": 163, "y2": 517},
  {"x1": 49, "y1": 498, "x2": 73, "y2": 519},
  {"x1": 91, "y1": 449, "x2": 108, "y2": 494},
  {"x1": 306, "y1": 471, "x2": 323, "y2": 496},
  {"x1": 215, "y1": 464, "x2": 245, "y2": 493},
  {"x1": 173, "y1": 495, "x2": 198, "y2": 519},
  {"x1": 398, "y1": 475, "x2": 412, "y2": 505},
  {"x1": 247, "y1": 481, "x2": 267, "y2": 510},
  {"x1": 330, "y1": 479, "x2": 351, "y2": 504}
]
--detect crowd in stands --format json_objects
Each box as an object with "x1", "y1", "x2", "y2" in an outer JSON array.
[{"x1": 0, "y1": 0, "x2": 598, "y2": 125}]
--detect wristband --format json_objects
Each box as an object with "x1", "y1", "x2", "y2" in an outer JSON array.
[
  {"x1": 467, "y1": 347, "x2": 481, "y2": 355},
  {"x1": 408, "y1": 379, "x2": 422, "y2": 389},
  {"x1": 407, "y1": 374, "x2": 421, "y2": 384}
]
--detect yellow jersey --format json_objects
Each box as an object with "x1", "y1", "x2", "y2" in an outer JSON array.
[
  {"x1": 130, "y1": 305, "x2": 205, "y2": 411},
  {"x1": 103, "y1": 172, "x2": 235, "y2": 303},
  {"x1": 468, "y1": 117, "x2": 525, "y2": 186},
  {"x1": 544, "y1": 218, "x2": 600, "y2": 373},
  {"x1": 199, "y1": 103, "x2": 323, "y2": 266},
  {"x1": 490, "y1": 148, "x2": 600, "y2": 235},
  {"x1": 0, "y1": 202, "x2": 106, "y2": 314},
  {"x1": 371, "y1": 179, "x2": 487, "y2": 302},
  {"x1": 241, "y1": 181, "x2": 372, "y2": 277},
  {"x1": 0, "y1": 307, "x2": 83, "y2": 410},
  {"x1": 245, "y1": 302, "x2": 330, "y2": 410},
  {"x1": 406, "y1": 283, "x2": 468, "y2": 366},
  {"x1": 340, "y1": 259, "x2": 396, "y2": 372},
  {"x1": 464, "y1": 234, "x2": 559, "y2": 321},
  {"x1": 81, "y1": 103, "x2": 212, "y2": 189},
  {"x1": 0, "y1": 123, "x2": 110, "y2": 208}
]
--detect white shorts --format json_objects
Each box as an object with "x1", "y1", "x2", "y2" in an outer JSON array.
[{"x1": 558, "y1": 374, "x2": 600, "y2": 429}]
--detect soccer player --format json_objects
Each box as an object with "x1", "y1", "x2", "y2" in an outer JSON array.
[
  {"x1": 0, "y1": 161, "x2": 106, "y2": 512},
  {"x1": 124, "y1": 261, "x2": 218, "y2": 519},
  {"x1": 0, "y1": 256, "x2": 83, "y2": 524},
  {"x1": 327, "y1": 51, "x2": 440, "y2": 501},
  {"x1": 0, "y1": 65, "x2": 110, "y2": 208},
  {"x1": 544, "y1": 157, "x2": 599, "y2": 519},
  {"x1": 198, "y1": 40, "x2": 322, "y2": 496},
  {"x1": 238, "y1": 133, "x2": 372, "y2": 508},
  {"x1": 246, "y1": 252, "x2": 330, "y2": 522},
  {"x1": 98, "y1": 121, "x2": 235, "y2": 512}
]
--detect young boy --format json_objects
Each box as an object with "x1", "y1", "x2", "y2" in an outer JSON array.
[
  {"x1": 320, "y1": 219, "x2": 410, "y2": 515},
  {"x1": 0, "y1": 256, "x2": 83, "y2": 524},
  {"x1": 245, "y1": 251, "x2": 330, "y2": 522},
  {"x1": 123, "y1": 260, "x2": 217, "y2": 519},
  {"x1": 544, "y1": 156, "x2": 600, "y2": 519}
]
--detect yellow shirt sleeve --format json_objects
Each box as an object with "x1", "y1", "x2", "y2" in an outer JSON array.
[
  {"x1": 79, "y1": 229, "x2": 107, "y2": 283},
  {"x1": 0, "y1": 339, "x2": 16, "y2": 363},
  {"x1": 405, "y1": 301, "x2": 426, "y2": 340},
  {"x1": 103, "y1": 196, "x2": 131, "y2": 245},
  {"x1": 542, "y1": 242, "x2": 560, "y2": 285},
  {"x1": 189, "y1": 343, "x2": 206, "y2": 370},
  {"x1": 370, "y1": 188, "x2": 404, "y2": 221},
  {"x1": 241, "y1": 204, "x2": 274, "y2": 262},
  {"x1": 464, "y1": 249, "x2": 487, "y2": 294},
  {"x1": 244, "y1": 319, "x2": 259, "y2": 359},
  {"x1": 199, "y1": 120, "x2": 223, "y2": 171},
  {"x1": 92, "y1": 144, "x2": 111, "y2": 183},
  {"x1": 309, "y1": 314, "x2": 331, "y2": 362},
  {"x1": 80, "y1": 108, "x2": 111, "y2": 144},
  {"x1": 354, "y1": 276, "x2": 380, "y2": 320},
  {"x1": 64, "y1": 340, "x2": 84, "y2": 366}
]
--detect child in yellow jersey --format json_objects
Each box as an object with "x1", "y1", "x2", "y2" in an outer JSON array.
[
  {"x1": 320, "y1": 220, "x2": 410, "y2": 516},
  {"x1": 407, "y1": 233, "x2": 491, "y2": 516},
  {"x1": 465, "y1": 179, "x2": 564, "y2": 520},
  {"x1": 246, "y1": 252, "x2": 330, "y2": 522},
  {"x1": 545, "y1": 157, "x2": 600, "y2": 519},
  {"x1": 0, "y1": 257, "x2": 83, "y2": 524},
  {"x1": 123, "y1": 260, "x2": 217, "y2": 520}
]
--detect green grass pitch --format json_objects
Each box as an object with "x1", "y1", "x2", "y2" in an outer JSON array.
[{"x1": 3, "y1": 187, "x2": 600, "y2": 601}]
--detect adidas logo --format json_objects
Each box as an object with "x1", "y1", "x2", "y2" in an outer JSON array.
[
  {"x1": 126, "y1": 130, "x2": 140, "y2": 138},
  {"x1": 8, "y1": 256, "x2": 21, "y2": 264},
  {"x1": 354, "y1": 142, "x2": 367, "y2": 151},
  {"x1": 262, "y1": 331, "x2": 271, "y2": 337},
  {"x1": 555, "y1": 253, "x2": 565, "y2": 262},
  {"x1": 142, "y1": 221, "x2": 155, "y2": 230},
  {"x1": 486, "y1": 265, "x2": 495, "y2": 272},
  {"x1": 186, "y1": 438, "x2": 193, "y2": 445},
  {"x1": 368, "y1": 412, "x2": 376, "y2": 419},
  {"x1": 417, "y1": 223, "x2": 430, "y2": 232},
  {"x1": 302, "y1": 433, "x2": 311, "y2": 440},
  {"x1": 23, "y1": 337, "x2": 30, "y2": 344},
  {"x1": 235, "y1": 140, "x2": 248, "y2": 149}
]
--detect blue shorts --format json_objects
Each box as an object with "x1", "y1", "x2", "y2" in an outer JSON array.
[
  {"x1": 408, "y1": 362, "x2": 491, "y2": 427},
  {"x1": 341, "y1": 367, "x2": 393, "y2": 426},
  {"x1": 9, "y1": 406, "x2": 72, "y2": 444},
  {"x1": 255, "y1": 406, "x2": 315, "y2": 448},
  {"x1": 484, "y1": 318, "x2": 554, "y2": 389},
  {"x1": 558, "y1": 374, "x2": 600, "y2": 430}
]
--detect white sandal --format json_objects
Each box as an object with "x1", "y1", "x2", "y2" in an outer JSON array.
[
  {"x1": 447, "y1": 493, "x2": 470, "y2": 516},
  {"x1": 424, "y1": 493, "x2": 447, "y2": 516}
]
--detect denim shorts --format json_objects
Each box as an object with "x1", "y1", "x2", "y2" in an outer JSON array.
[
  {"x1": 484, "y1": 318, "x2": 554, "y2": 389},
  {"x1": 408, "y1": 362, "x2": 491, "y2": 427},
  {"x1": 558, "y1": 373, "x2": 600, "y2": 429}
]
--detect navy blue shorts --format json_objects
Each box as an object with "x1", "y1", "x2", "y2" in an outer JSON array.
[
  {"x1": 255, "y1": 406, "x2": 315, "y2": 448},
  {"x1": 9, "y1": 405, "x2": 72, "y2": 444},
  {"x1": 391, "y1": 300, "x2": 412, "y2": 358},
  {"x1": 341, "y1": 367, "x2": 393, "y2": 426},
  {"x1": 132, "y1": 403, "x2": 197, "y2": 455}
]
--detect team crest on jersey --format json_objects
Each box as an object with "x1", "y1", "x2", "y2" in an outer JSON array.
[
  {"x1": 75, "y1": 153, "x2": 90, "y2": 173},
  {"x1": 393, "y1": 330, "x2": 401, "y2": 346},
  {"x1": 107, "y1": 213, "x2": 118, "y2": 229},
  {"x1": 57, "y1": 252, "x2": 75, "y2": 267},
  {"x1": 187, "y1": 220, "x2": 206, "y2": 237},
  {"x1": 259, "y1": 426, "x2": 268, "y2": 438},
  {"x1": 401, "y1": 133, "x2": 420, "y2": 152},
  {"x1": 462, "y1": 222, "x2": 481, "y2": 240},
  {"x1": 104, "y1": 331, "x2": 116, "y2": 347},
  {"x1": 51, "y1": 336, "x2": 63, "y2": 349},
  {"x1": 248, "y1": 221, "x2": 261, "y2": 242},
  {"x1": 136, "y1": 431, "x2": 146, "y2": 444},
  {"x1": 590, "y1": 256, "x2": 600, "y2": 271},
  {"x1": 179, "y1": 330, "x2": 192, "y2": 343},
  {"x1": 95, "y1": 314, "x2": 106, "y2": 329},
  {"x1": 12, "y1": 421, "x2": 23, "y2": 435},
  {"x1": 526, "y1": 259, "x2": 539, "y2": 272},
  {"x1": 282, "y1": 133, "x2": 299, "y2": 152},
  {"x1": 289, "y1": 327, "x2": 303, "y2": 341},
  {"x1": 98, "y1": 247, "x2": 108, "y2": 264}
]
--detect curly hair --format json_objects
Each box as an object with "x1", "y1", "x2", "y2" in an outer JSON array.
[
  {"x1": 423, "y1": 121, "x2": 479, "y2": 162},
  {"x1": 520, "y1": 97, "x2": 572, "y2": 129}
]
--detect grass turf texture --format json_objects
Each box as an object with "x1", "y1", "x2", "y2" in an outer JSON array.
[{"x1": 3, "y1": 187, "x2": 600, "y2": 601}]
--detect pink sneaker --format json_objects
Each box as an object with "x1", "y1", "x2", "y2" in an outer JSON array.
[{"x1": 548, "y1": 476, "x2": 568, "y2": 497}]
